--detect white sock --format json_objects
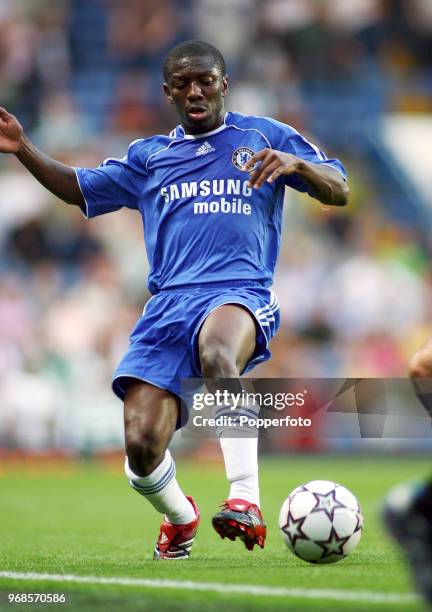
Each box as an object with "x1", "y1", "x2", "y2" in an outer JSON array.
[
  {"x1": 219, "y1": 436, "x2": 260, "y2": 505},
  {"x1": 124, "y1": 450, "x2": 196, "y2": 524},
  {"x1": 216, "y1": 403, "x2": 260, "y2": 506}
]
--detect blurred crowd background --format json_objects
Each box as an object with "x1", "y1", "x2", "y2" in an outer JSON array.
[{"x1": 1, "y1": 0, "x2": 432, "y2": 452}]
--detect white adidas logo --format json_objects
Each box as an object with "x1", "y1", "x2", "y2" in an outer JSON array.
[
  {"x1": 196, "y1": 141, "x2": 215, "y2": 156},
  {"x1": 159, "y1": 533, "x2": 169, "y2": 544}
]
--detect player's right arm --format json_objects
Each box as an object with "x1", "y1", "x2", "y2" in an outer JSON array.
[{"x1": 0, "y1": 107, "x2": 84, "y2": 207}]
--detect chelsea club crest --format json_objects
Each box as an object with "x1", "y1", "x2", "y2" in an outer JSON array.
[{"x1": 232, "y1": 147, "x2": 255, "y2": 171}]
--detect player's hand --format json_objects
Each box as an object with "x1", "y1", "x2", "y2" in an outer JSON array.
[
  {"x1": 243, "y1": 148, "x2": 305, "y2": 189},
  {"x1": 0, "y1": 107, "x2": 24, "y2": 154}
]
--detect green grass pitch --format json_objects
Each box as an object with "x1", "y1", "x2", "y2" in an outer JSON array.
[{"x1": 0, "y1": 455, "x2": 429, "y2": 611}]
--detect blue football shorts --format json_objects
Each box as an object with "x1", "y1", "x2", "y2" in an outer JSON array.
[{"x1": 112, "y1": 281, "x2": 280, "y2": 423}]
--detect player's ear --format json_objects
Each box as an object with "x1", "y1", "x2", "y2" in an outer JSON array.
[
  {"x1": 221, "y1": 75, "x2": 229, "y2": 98},
  {"x1": 163, "y1": 83, "x2": 174, "y2": 104}
]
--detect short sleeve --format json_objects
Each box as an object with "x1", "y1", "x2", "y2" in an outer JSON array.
[
  {"x1": 264, "y1": 119, "x2": 347, "y2": 193},
  {"x1": 75, "y1": 139, "x2": 147, "y2": 218}
]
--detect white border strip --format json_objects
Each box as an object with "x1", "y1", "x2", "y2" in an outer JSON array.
[{"x1": 0, "y1": 571, "x2": 417, "y2": 605}]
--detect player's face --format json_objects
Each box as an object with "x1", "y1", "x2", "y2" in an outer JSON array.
[{"x1": 163, "y1": 55, "x2": 228, "y2": 135}]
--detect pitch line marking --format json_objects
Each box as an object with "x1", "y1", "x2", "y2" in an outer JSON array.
[{"x1": 0, "y1": 571, "x2": 417, "y2": 605}]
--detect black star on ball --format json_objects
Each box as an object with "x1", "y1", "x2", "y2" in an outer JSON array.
[
  {"x1": 316, "y1": 527, "x2": 350, "y2": 559},
  {"x1": 281, "y1": 511, "x2": 308, "y2": 548},
  {"x1": 312, "y1": 489, "x2": 345, "y2": 521}
]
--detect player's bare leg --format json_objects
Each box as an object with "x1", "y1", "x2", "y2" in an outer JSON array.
[
  {"x1": 383, "y1": 340, "x2": 432, "y2": 604},
  {"x1": 124, "y1": 381, "x2": 199, "y2": 559},
  {"x1": 409, "y1": 337, "x2": 432, "y2": 420},
  {"x1": 199, "y1": 304, "x2": 266, "y2": 550}
]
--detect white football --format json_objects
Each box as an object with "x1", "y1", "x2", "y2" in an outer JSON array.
[{"x1": 279, "y1": 480, "x2": 363, "y2": 564}]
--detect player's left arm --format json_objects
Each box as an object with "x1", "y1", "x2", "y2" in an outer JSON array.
[{"x1": 244, "y1": 149, "x2": 349, "y2": 206}]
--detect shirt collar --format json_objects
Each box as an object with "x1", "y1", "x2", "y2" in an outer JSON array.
[{"x1": 174, "y1": 112, "x2": 229, "y2": 139}]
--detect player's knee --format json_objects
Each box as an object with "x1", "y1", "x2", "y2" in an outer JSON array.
[
  {"x1": 200, "y1": 342, "x2": 238, "y2": 378},
  {"x1": 409, "y1": 352, "x2": 432, "y2": 379},
  {"x1": 125, "y1": 428, "x2": 166, "y2": 476},
  {"x1": 123, "y1": 382, "x2": 177, "y2": 475},
  {"x1": 124, "y1": 412, "x2": 167, "y2": 476}
]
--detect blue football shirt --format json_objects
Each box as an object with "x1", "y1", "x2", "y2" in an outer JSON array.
[{"x1": 75, "y1": 111, "x2": 346, "y2": 294}]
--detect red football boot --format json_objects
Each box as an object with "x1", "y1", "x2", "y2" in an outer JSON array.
[
  {"x1": 212, "y1": 498, "x2": 266, "y2": 551},
  {"x1": 153, "y1": 496, "x2": 200, "y2": 560}
]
